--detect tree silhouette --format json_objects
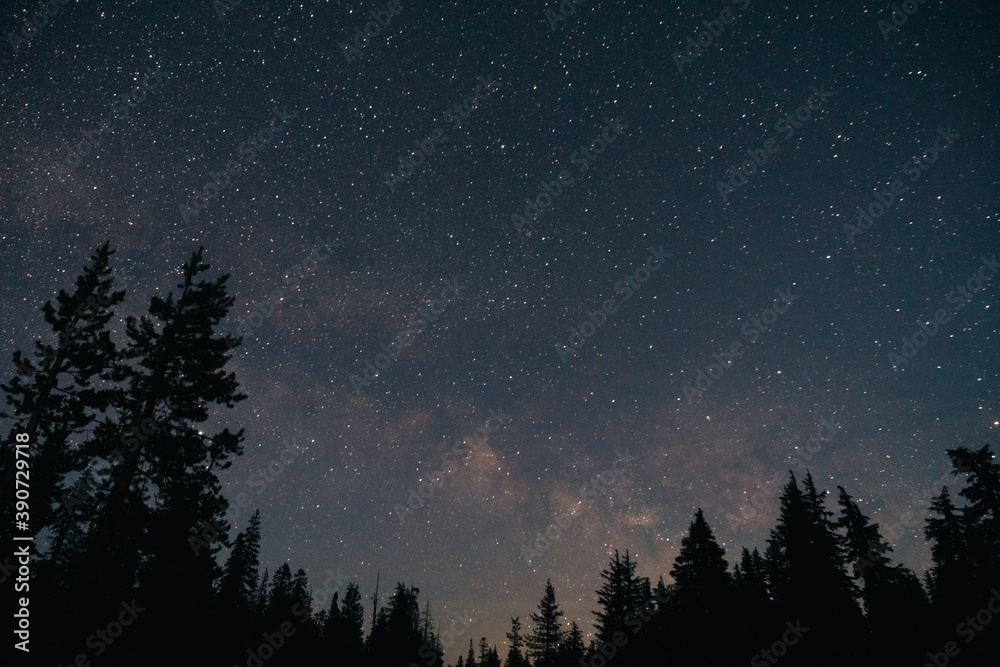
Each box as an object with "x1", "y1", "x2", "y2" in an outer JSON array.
[
  {"x1": 669, "y1": 509, "x2": 730, "y2": 615},
  {"x1": 766, "y1": 472, "x2": 863, "y2": 665},
  {"x1": 593, "y1": 549, "x2": 651, "y2": 645},
  {"x1": 527, "y1": 579, "x2": 565, "y2": 667},
  {"x1": 219, "y1": 509, "x2": 261, "y2": 612},
  {"x1": 1, "y1": 242, "x2": 125, "y2": 546},
  {"x1": 504, "y1": 616, "x2": 529, "y2": 667}
]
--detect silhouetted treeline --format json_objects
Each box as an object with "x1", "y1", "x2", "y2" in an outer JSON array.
[{"x1": 3, "y1": 245, "x2": 998, "y2": 666}]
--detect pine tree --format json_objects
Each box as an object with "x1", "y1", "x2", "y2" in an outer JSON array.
[
  {"x1": 925, "y1": 485, "x2": 972, "y2": 612},
  {"x1": 652, "y1": 575, "x2": 670, "y2": 611},
  {"x1": 340, "y1": 583, "x2": 366, "y2": 652},
  {"x1": 268, "y1": 563, "x2": 296, "y2": 618},
  {"x1": 558, "y1": 621, "x2": 585, "y2": 666},
  {"x1": 219, "y1": 509, "x2": 261, "y2": 612},
  {"x1": 837, "y1": 485, "x2": 928, "y2": 663},
  {"x1": 528, "y1": 579, "x2": 565, "y2": 667},
  {"x1": 669, "y1": 509, "x2": 731, "y2": 615},
  {"x1": 479, "y1": 637, "x2": 491, "y2": 667},
  {"x1": 256, "y1": 568, "x2": 271, "y2": 616},
  {"x1": 594, "y1": 549, "x2": 651, "y2": 644},
  {"x1": 84, "y1": 248, "x2": 247, "y2": 610},
  {"x1": 1, "y1": 242, "x2": 125, "y2": 547},
  {"x1": 504, "y1": 616, "x2": 528, "y2": 667},
  {"x1": 732, "y1": 547, "x2": 768, "y2": 604},
  {"x1": 766, "y1": 472, "x2": 863, "y2": 664},
  {"x1": 292, "y1": 568, "x2": 312, "y2": 615},
  {"x1": 466, "y1": 638, "x2": 477, "y2": 667},
  {"x1": 946, "y1": 445, "x2": 1000, "y2": 588}
]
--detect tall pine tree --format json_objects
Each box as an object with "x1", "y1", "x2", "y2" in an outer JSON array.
[{"x1": 527, "y1": 579, "x2": 565, "y2": 667}]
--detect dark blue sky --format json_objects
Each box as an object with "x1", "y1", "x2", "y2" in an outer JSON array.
[{"x1": 2, "y1": 0, "x2": 998, "y2": 656}]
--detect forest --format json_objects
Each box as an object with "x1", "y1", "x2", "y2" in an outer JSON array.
[{"x1": 2, "y1": 245, "x2": 998, "y2": 666}]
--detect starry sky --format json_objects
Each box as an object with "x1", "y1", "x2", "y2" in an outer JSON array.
[{"x1": 2, "y1": 0, "x2": 998, "y2": 657}]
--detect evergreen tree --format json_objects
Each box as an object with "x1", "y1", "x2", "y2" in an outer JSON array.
[
  {"x1": 732, "y1": 547, "x2": 768, "y2": 605},
  {"x1": 340, "y1": 583, "x2": 366, "y2": 652},
  {"x1": 925, "y1": 485, "x2": 972, "y2": 613},
  {"x1": 218, "y1": 509, "x2": 261, "y2": 612},
  {"x1": 946, "y1": 445, "x2": 1000, "y2": 588},
  {"x1": 669, "y1": 509, "x2": 731, "y2": 615},
  {"x1": 558, "y1": 622, "x2": 585, "y2": 666},
  {"x1": 466, "y1": 638, "x2": 477, "y2": 667},
  {"x1": 593, "y1": 549, "x2": 652, "y2": 644},
  {"x1": 594, "y1": 549, "x2": 651, "y2": 644},
  {"x1": 292, "y1": 568, "x2": 312, "y2": 613},
  {"x1": 268, "y1": 563, "x2": 296, "y2": 618},
  {"x1": 527, "y1": 579, "x2": 565, "y2": 667},
  {"x1": 256, "y1": 568, "x2": 270, "y2": 616},
  {"x1": 83, "y1": 248, "x2": 247, "y2": 614},
  {"x1": 1, "y1": 242, "x2": 125, "y2": 547},
  {"x1": 766, "y1": 472, "x2": 863, "y2": 665},
  {"x1": 652, "y1": 575, "x2": 670, "y2": 612},
  {"x1": 837, "y1": 486, "x2": 928, "y2": 663},
  {"x1": 504, "y1": 616, "x2": 528, "y2": 667},
  {"x1": 479, "y1": 637, "x2": 491, "y2": 667},
  {"x1": 368, "y1": 582, "x2": 424, "y2": 666}
]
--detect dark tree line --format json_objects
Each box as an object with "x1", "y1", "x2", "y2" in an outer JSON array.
[{"x1": 3, "y1": 244, "x2": 998, "y2": 666}]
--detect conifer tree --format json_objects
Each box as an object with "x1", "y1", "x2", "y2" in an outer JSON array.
[
  {"x1": 594, "y1": 549, "x2": 651, "y2": 644},
  {"x1": 528, "y1": 579, "x2": 565, "y2": 667},
  {"x1": 219, "y1": 509, "x2": 261, "y2": 612},
  {"x1": 946, "y1": 445, "x2": 1000, "y2": 587},
  {"x1": 925, "y1": 485, "x2": 971, "y2": 612},
  {"x1": 766, "y1": 472, "x2": 863, "y2": 664},
  {"x1": 466, "y1": 638, "x2": 477, "y2": 667},
  {"x1": 0, "y1": 242, "x2": 125, "y2": 545},
  {"x1": 504, "y1": 616, "x2": 528, "y2": 667},
  {"x1": 559, "y1": 622, "x2": 585, "y2": 666},
  {"x1": 669, "y1": 509, "x2": 731, "y2": 615},
  {"x1": 83, "y1": 247, "x2": 247, "y2": 609}
]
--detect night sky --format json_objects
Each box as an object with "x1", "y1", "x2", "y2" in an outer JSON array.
[{"x1": 2, "y1": 0, "x2": 998, "y2": 657}]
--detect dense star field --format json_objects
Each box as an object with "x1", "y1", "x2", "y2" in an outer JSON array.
[{"x1": 1, "y1": 0, "x2": 998, "y2": 663}]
